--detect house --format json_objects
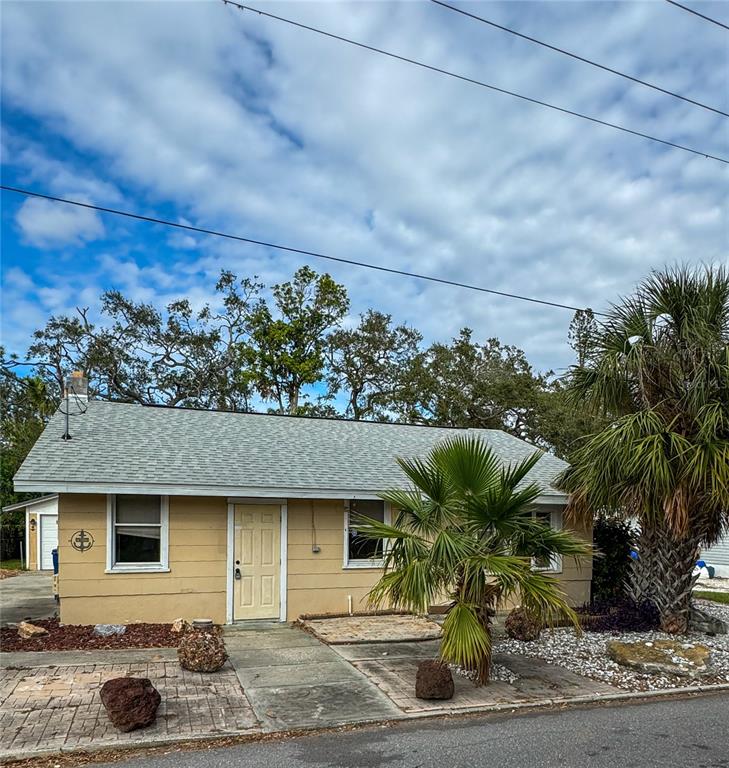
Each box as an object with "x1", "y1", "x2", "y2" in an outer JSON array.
[
  {"x1": 701, "y1": 540, "x2": 729, "y2": 578},
  {"x1": 13, "y1": 390, "x2": 591, "y2": 626},
  {"x1": 2, "y1": 495, "x2": 58, "y2": 571}
]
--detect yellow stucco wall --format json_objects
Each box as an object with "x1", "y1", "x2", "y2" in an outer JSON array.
[
  {"x1": 56, "y1": 494, "x2": 591, "y2": 625},
  {"x1": 57, "y1": 494, "x2": 227, "y2": 625},
  {"x1": 286, "y1": 499, "x2": 383, "y2": 621},
  {"x1": 27, "y1": 513, "x2": 38, "y2": 570}
]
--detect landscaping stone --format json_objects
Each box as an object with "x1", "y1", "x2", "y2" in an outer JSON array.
[
  {"x1": 17, "y1": 621, "x2": 48, "y2": 639},
  {"x1": 178, "y1": 629, "x2": 227, "y2": 672},
  {"x1": 415, "y1": 659, "x2": 454, "y2": 700},
  {"x1": 99, "y1": 677, "x2": 161, "y2": 732},
  {"x1": 606, "y1": 639, "x2": 712, "y2": 678},
  {"x1": 690, "y1": 606, "x2": 728, "y2": 635},
  {"x1": 172, "y1": 617, "x2": 191, "y2": 633},
  {"x1": 93, "y1": 624, "x2": 126, "y2": 637}
]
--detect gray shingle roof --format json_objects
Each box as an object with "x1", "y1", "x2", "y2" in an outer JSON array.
[{"x1": 14, "y1": 401, "x2": 568, "y2": 498}]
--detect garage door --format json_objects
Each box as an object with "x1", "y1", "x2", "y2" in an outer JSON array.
[{"x1": 39, "y1": 516, "x2": 58, "y2": 570}]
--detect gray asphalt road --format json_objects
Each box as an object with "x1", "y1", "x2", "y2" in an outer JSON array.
[{"x1": 96, "y1": 693, "x2": 729, "y2": 768}]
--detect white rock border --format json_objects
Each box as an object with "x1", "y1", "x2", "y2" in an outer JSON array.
[{"x1": 495, "y1": 600, "x2": 729, "y2": 692}]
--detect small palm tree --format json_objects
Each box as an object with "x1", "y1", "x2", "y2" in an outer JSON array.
[
  {"x1": 356, "y1": 435, "x2": 591, "y2": 685},
  {"x1": 560, "y1": 265, "x2": 729, "y2": 633}
]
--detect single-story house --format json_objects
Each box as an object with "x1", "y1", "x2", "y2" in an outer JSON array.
[
  {"x1": 13, "y1": 395, "x2": 592, "y2": 626},
  {"x1": 2, "y1": 495, "x2": 58, "y2": 570}
]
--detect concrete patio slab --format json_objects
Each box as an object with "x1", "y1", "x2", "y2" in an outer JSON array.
[
  {"x1": 234, "y1": 659, "x2": 364, "y2": 688},
  {"x1": 334, "y1": 640, "x2": 440, "y2": 662},
  {"x1": 224, "y1": 625, "x2": 402, "y2": 732},
  {"x1": 243, "y1": 679, "x2": 402, "y2": 731},
  {"x1": 0, "y1": 571, "x2": 56, "y2": 626},
  {"x1": 299, "y1": 614, "x2": 442, "y2": 644},
  {"x1": 226, "y1": 644, "x2": 336, "y2": 668}
]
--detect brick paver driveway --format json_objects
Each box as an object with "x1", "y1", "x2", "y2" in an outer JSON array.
[{"x1": 0, "y1": 657, "x2": 259, "y2": 759}]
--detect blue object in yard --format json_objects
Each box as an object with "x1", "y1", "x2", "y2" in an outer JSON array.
[
  {"x1": 51, "y1": 548, "x2": 59, "y2": 574},
  {"x1": 697, "y1": 560, "x2": 706, "y2": 569},
  {"x1": 630, "y1": 550, "x2": 639, "y2": 560}
]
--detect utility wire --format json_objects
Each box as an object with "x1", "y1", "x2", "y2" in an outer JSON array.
[
  {"x1": 431, "y1": 0, "x2": 728, "y2": 118},
  {"x1": 220, "y1": 1, "x2": 729, "y2": 165},
  {"x1": 0, "y1": 185, "x2": 607, "y2": 315},
  {"x1": 664, "y1": 0, "x2": 729, "y2": 31}
]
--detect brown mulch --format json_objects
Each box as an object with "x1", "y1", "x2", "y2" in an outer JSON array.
[
  {"x1": 0, "y1": 618, "x2": 180, "y2": 653},
  {"x1": 0, "y1": 568, "x2": 20, "y2": 580}
]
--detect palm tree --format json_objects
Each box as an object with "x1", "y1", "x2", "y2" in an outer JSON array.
[
  {"x1": 356, "y1": 435, "x2": 590, "y2": 685},
  {"x1": 560, "y1": 266, "x2": 729, "y2": 634}
]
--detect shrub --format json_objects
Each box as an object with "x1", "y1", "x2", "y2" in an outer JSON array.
[
  {"x1": 591, "y1": 517, "x2": 635, "y2": 605},
  {"x1": 504, "y1": 607, "x2": 542, "y2": 641},
  {"x1": 578, "y1": 598, "x2": 660, "y2": 633}
]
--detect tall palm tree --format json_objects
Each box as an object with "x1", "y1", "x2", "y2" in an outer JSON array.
[
  {"x1": 560, "y1": 265, "x2": 729, "y2": 633},
  {"x1": 357, "y1": 435, "x2": 590, "y2": 685}
]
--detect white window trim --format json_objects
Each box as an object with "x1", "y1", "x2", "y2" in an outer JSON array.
[
  {"x1": 343, "y1": 500, "x2": 391, "y2": 570},
  {"x1": 105, "y1": 494, "x2": 169, "y2": 573},
  {"x1": 531, "y1": 507, "x2": 563, "y2": 574}
]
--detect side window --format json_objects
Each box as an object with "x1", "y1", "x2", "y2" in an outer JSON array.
[
  {"x1": 532, "y1": 507, "x2": 563, "y2": 572},
  {"x1": 108, "y1": 495, "x2": 168, "y2": 571},
  {"x1": 345, "y1": 500, "x2": 386, "y2": 566}
]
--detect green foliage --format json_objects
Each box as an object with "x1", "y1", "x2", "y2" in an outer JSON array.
[
  {"x1": 694, "y1": 591, "x2": 729, "y2": 605},
  {"x1": 326, "y1": 310, "x2": 421, "y2": 420},
  {"x1": 561, "y1": 265, "x2": 729, "y2": 631},
  {"x1": 591, "y1": 517, "x2": 635, "y2": 604},
  {"x1": 393, "y1": 330, "x2": 545, "y2": 436},
  {"x1": 359, "y1": 435, "x2": 590, "y2": 684},
  {"x1": 244, "y1": 266, "x2": 350, "y2": 413},
  {"x1": 0, "y1": 360, "x2": 58, "y2": 557}
]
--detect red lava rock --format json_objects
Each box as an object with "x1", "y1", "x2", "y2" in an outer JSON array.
[
  {"x1": 0, "y1": 618, "x2": 179, "y2": 653},
  {"x1": 415, "y1": 659, "x2": 454, "y2": 700},
  {"x1": 99, "y1": 677, "x2": 161, "y2": 732}
]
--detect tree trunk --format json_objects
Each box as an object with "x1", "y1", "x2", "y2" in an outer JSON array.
[{"x1": 629, "y1": 523, "x2": 700, "y2": 634}]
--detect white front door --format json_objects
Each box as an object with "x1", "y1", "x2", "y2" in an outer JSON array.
[
  {"x1": 39, "y1": 515, "x2": 58, "y2": 570},
  {"x1": 233, "y1": 504, "x2": 281, "y2": 620}
]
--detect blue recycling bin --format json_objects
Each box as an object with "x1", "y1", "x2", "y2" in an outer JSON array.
[{"x1": 51, "y1": 548, "x2": 59, "y2": 601}]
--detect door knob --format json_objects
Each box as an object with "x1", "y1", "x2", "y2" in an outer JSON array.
[{"x1": 234, "y1": 567, "x2": 241, "y2": 580}]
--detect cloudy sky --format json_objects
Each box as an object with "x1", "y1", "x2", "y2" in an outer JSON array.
[{"x1": 2, "y1": 0, "x2": 727, "y2": 377}]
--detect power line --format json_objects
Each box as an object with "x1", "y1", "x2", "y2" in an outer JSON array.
[
  {"x1": 0, "y1": 185, "x2": 607, "y2": 316},
  {"x1": 219, "y1": 1, "x2": 729, "y2": 165},
  {"x1": 431, "y1": 0, "x2": 729, "y2": 118},
  {"x1": 664, "y1": 0, "x2": 729, "y2": 31}
]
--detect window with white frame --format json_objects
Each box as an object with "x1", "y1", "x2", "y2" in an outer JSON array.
[
  {"x1": 531, "y1": 506, "x2": 563, "y2": 572},
  {"x1": 344, "y1": 500, "x2": 387, "y2": 567},
  {"x1": 108, "y1": 495, "x2": 168, "y2": 570}
]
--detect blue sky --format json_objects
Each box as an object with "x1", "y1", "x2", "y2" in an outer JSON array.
[{"x1": 2, "y1": 0, "x2": 727, "y2": 376}]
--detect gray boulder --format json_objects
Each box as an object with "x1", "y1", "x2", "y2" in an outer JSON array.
[
  {"x1": 690, "y1": 606, "x2": 728, "y2": 635},
  {"x1": 607, "y1": 639, "x2": 712, "y2": 678}
]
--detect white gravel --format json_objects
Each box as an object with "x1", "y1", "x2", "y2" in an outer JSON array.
[{"x1": 494, "y1": 600, "x2": 729, "y2": 692}]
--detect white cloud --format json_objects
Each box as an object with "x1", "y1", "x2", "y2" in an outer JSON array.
[
  {"x1": 1, "y1": 0, "x2": 727, "y2": 371},
  {"x1": 15, "y1": 197, "x2": 105, "y2": 248}
]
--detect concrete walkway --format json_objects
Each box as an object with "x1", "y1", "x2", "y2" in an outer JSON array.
[
  {"x1": 223, "y1": 624, "x2": 402, "y2": 731},
  {"x1": 0, "y1": 571, "x2": 56, "y2": 626}
]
